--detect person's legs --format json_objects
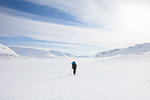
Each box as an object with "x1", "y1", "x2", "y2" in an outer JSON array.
[{"x1": 73, "y1": 68, "x2": 76, "y2": 75}]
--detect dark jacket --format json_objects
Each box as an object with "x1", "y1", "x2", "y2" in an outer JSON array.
[{"x1": 72, "y1": 62, "x2": 77, "y2": 69}]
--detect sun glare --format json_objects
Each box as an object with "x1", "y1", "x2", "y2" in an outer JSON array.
[{"x1": 120, "y1": 3, "x2": 150, "y2": 31}]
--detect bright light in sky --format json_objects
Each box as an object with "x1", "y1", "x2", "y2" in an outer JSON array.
[{"x1": 119, "y1": 3, "x2": 150, "y2": 31}]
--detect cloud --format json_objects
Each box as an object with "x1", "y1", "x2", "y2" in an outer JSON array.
[
  {"x1": 0, "y1": 13, "x2": 108, "y2": 46},
  {"x1": 24, "y1": 0, "x2": 150, "y2": 33},
  {"x1": 25, "y1": 0, "x2": 109, "y2": 27},
  {"x1": 0, "y1": 0, "x2": 82, "y2": 26},
  {"x1": 1, "y1": 0, "x2": 150, "y2": 52}
]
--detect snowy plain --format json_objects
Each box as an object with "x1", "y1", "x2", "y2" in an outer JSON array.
[{"x1": 0, "y1": 53, "x2": 150, "y2": 100}]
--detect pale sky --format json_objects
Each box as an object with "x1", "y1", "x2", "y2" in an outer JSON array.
[{"x1": 0, "y1": 0, "x2": 150, "y2": 55}]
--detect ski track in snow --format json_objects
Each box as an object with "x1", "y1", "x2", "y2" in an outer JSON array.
[{"x1": 0, "y1": 55, "x2": 150, "y2": 100}]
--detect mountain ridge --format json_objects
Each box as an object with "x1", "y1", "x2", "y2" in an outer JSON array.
[
  {"x1": 10, "y1": 46, "x2": 75, "y2": 58},
  {"x1": 95, "y1": 43, "x2": 150, "y2": 57},
  {"x1": 0, "y1": 44, "x2": 20, "y2": 58}
]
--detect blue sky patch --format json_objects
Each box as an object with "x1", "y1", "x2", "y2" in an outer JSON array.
[
  {"x1": 0, "y1": 0, "x2": 83, "y2": 26},
  {"x1": 0, "y1": 36, "x2": 101, "y2": 51}
]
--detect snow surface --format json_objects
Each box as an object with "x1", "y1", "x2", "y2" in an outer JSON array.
[
  {"x1": 0, "y1": 53, "x2": 150, "y2": 100},
  {"x1": 96, "y1": 43, "x2": 150, "y2": 57},
  {"x1": 0, "y1": 44, "x2": 20, "y2": 58}
]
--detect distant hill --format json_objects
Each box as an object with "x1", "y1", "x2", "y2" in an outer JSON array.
[
  {"x1": 10, "y1": 47, "x2": 75, "y2": 58},
  {"x1": 95, "y1": 43, "x2": 150, "y2": 57},
  {"x1": 0, "y1": 44, "x2": 20, "y2": 58}
]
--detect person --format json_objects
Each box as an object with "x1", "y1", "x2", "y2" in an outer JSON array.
[{"x1": 71, "y1": 61, "x2": 77, "y2": 75}]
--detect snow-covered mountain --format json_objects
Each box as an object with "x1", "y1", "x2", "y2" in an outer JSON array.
[
  {"x1": 10, "y1": 47, "x2": 75, "y2": 58},
  {"x1": 95, "y1": 43, "x2": 150, "y2": 57},
  {"x1": 49, "y1": 50, "x2": 75, "y2": 57},
  {"x1": 10, "y1": 47, "x2": 53, "y2": 58},
  {"x1": 0, "y1": 44, "x2": 20, "y2": 58}
]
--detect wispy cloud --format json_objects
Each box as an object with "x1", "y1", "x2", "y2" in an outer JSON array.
[
  {"x1": 0, "y1": 13, "x2": 109, "y2": 47},
  {"x1": 25, "y1": 0, "x2": 150, "y2": 29},
  {"x1": 0, "y1": 0, "x2": 150, "y2": 55},
  {"x1": 23, "y1": 0, "x2": 150, "y2": 42},
  {"x1": 0, "y1": 0, "x2": 83, "y2": 26},
  {"x1": 0, "y1": 36, "x2": 102, "y2": 55}
]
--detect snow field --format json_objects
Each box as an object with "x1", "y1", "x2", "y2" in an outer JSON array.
[{"x1": 0, "y1": 55, "x2": 150, "y2": 100}]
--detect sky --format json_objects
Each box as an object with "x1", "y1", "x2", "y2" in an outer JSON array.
[{"x1": 0, "y1": 0, "x2": 150, "y2": 55}]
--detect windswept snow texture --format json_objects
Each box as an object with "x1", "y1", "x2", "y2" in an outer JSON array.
[
  {"x1": 0, "y1": 44, "x2": 20, "y2": 58},
  {"x1": 10, "y1": 47, "x2": 75, "y2": 58},
  {"x1": 96, "y1": 43, "x2": 150, "y2": 57},
  {"x1": 0, "y1": 53, "x2": 150, "y2": 100}
]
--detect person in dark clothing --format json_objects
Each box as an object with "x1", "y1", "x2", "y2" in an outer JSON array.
[{"x1": 72, "y1": 61, "x2": 77, "y2": 75}]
